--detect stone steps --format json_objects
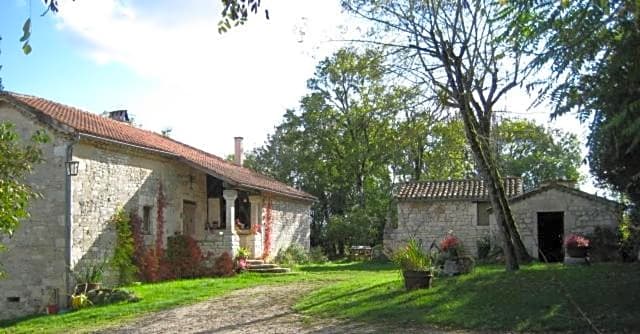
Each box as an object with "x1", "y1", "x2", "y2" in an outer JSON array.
[{"x1": 245, "y1": 259, "x2": 290, "y2": 274}]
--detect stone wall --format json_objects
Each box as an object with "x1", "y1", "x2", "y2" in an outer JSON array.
[
  {"x1": 71, "y1": 139, "x2": 208, "y2": 285},
  {"x1": 264, "y1": 196, "x2": 311, "y2": 258},
  {"x1": 384, "y1": 200, "x2": 490, "y2": 257},
  {"x1": 490, "y1": 188, "x2": 622, "y2": 259},
  {"x1": 0, "y1": 104, "x2": 70, "y2": 320}
]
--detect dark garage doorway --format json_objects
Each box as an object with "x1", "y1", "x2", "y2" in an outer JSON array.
[{"x1": 537, "y1": 212, "x2": 564, "y2": 262}]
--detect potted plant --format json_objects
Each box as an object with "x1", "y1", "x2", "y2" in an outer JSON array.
[
  {"x1": 565, "y1": 234, "x2": 590, "y2": 258},
  {"x1": 72, "y1": 261, "x2": 106, "y2": 294},
  {"x1": 391, "y1": 238, "x2": 436, "y2": 290},
  {"x1": 439, "y1": 234, "x2": 474, "y2": 275},
  {"x1": 235, "y1": 247, "x2": 250, "y2": 272}
]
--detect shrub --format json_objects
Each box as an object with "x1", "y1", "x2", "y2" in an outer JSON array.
[
  {"x1": 214, "y1": 252, "x2": 235, "y2": 277},
  {"x1": 309, "y1": 246, "x2": 329, "y2": 263},
  {"x1": 165, "y1": 235, "x2": 204, "y2": 279},
  {"x1": 476, "y1": 236, "x2": 491, "y2": 260},
  {"x1": 237, "y1": 247, "x2": 250, "y2": 260},
  {"x1": 586, "y1": 226, "x2": 620, "y2": 262},
  {"x1": 275, "y1": 244, "x2": 309, "y2": 266},
  {"x1": 140, "y1": 249, "x2": 160, "y2": 282}
]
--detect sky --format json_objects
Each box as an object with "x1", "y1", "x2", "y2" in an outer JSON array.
[{"x1": 0, "y1": 0, "x2": 601, "y2": 193}]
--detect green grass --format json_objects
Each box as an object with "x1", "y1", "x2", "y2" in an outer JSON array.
[
  {"x1": 3, "y1": 262, "x2": 638, "y2": 333},
  {"x1": 294, "y1": 262, "x2": 640, "y2": 332},
  {"x1": 0, "y1": 272, "x2": 313, "y2": 334}
]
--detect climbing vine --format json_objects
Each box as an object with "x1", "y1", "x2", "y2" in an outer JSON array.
[
  {"x1": 262, "y1": 196, "x2": 273, "y2": 260},
  {"x1": 110, "y1": 208, "x2": 136, "y2": 285}
]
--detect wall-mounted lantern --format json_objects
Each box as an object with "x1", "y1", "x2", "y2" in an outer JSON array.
[{"x1": 65, "y1": 161, "x2": 79, "y2": 176}]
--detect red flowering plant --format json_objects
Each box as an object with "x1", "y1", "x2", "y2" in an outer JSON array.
[
  {"x1": 439, "y1": 234, "x2": 465, "y2": 259},
  {"x1": 564, "y1": 234, "x2": 590, "y2": 249}
]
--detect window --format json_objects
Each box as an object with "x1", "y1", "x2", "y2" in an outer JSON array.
[
  {"x1": 477, "y1": 202, "x2": 490, "y2": 226},
  {"x1": 143, "y1": 206, "x2": 152, "y2": 234}
]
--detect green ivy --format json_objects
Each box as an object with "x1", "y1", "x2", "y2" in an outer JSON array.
[{"x1": 110, "y1": 208, "x2": 137, "y2": 285}]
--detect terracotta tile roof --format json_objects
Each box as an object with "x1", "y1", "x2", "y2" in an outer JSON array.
[
  {"x1": 394, "y1": 178, "x2": 523, "y2": 201},
  {"x1": 2, "y1": 92, "x2": 315, "y2": 201},
  {"x1": 509, "y1": 181, "x2": 622, "y2": 207}
]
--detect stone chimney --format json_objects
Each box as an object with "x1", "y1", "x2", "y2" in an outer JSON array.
[
  {"x1": 234, "y1": 137, "x2": 243, "y2": 166},
  {"x1": 107, "y1": 110, "x2": 130, "y2": 123}
]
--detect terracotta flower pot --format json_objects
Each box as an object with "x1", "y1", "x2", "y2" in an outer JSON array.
[{"x1": 402, "y1": 270, "x2": 433, "y2": 290}]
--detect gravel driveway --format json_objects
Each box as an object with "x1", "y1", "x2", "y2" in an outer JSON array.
[{"x1": 97, "y1": 283, "x2": 473, "y2": 334}]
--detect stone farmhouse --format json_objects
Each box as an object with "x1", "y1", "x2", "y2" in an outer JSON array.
[
  {"x1": 0, "y1": 92, "x2": 314, "y2": 320},
  {"x1": 385, "y1": 178, "x2": 622, "y2": 261}
]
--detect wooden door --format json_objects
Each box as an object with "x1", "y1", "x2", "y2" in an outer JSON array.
[{"x1": 183, "y1": 201, "x2": 196, "y2": 237}]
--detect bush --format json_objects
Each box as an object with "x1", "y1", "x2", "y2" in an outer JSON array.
[
  {"x1": 586, "y1": 226, "x2": 620, "y2": 262},
  {"x1": 275, "y1": 244, "x2": 309, "y2": 266},
  {"x1": 214, "y1": 252, "x2": 235, "y2": 277},
  {"x1": 139, "y1": 249, "x2": 160, "y2": 282},
  {"x1": 309, "y1": 246, "x2": 329, "y2": 263},
  {"x1": 476, "y1": 236, "x2": 491, "y2": 260},
  {"x1": 87, "y1": 288, "x2": 139, "y2": 306},
  {"x1": 165, "y1": 235, "x2": 204, "y2": 279}
]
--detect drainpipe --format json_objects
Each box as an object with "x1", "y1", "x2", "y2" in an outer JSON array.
[{"x1": 64, "y1": 136, "x2": 78, "y2": 303}]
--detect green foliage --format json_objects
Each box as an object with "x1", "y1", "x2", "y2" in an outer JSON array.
[
  {"x1": 218, "y1": 0, "x2": 268, "y2": 33},
  {"x1": 72, "y1": 261, "x2": 106, "y2": 284},
  {"x1": 505, "y1": 0, "x2": 640, "y2": 207},
  {"x1": 586, "y1": 226, "x2": 621, "y2": 262},
  {"x1": 0, "y1": 122, "x2": 48, "y2": 277},
  {"x1": 476, "y1": 236, "x2": 492, "y2": 260},
  {"x1": 247, "y1": 48, "x2": 408, "y2": 254},
  {"x1": 236, "y1": 247, "x2": 250, "y2": 259},
  {"x1": 391, "y1": 238, "x2": 435, "y2": 272},
  {"x1": 0, "y1": 122, "x2": 48, "y2": 237},
  {"x1": 619, "y1": 209, "x2": 640, "y2": 261},
  {"x1": 275, "y1": 244, "x2": 310, "y2": 266},
  {"x1": 110, "y1": 208, "x2": 137, "y2": 285},
  {"x1": 308, "y1": 247, "x2": 329, "y2": 263},
  {"x1": 496, "y1": 119, "x2": 582, "y2": 189}
]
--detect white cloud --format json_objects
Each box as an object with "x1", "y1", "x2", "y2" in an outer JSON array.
[{"x1": 54, "y1": 0, "x2": 354, "y2": 156}]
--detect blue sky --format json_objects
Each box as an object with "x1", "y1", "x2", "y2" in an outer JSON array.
[
  {"x1": 0, "y1": 0, "x2": 602, "y2": 193},
  {"x1": 1, "y1": 0, "x2": 351, "y2": 155}
]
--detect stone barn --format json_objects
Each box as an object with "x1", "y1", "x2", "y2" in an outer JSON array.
[
  {"x1": 0, "y1": 92, "x2": 314, "y2": 320},
  {"x1": 385, "y1": 178, "x2": 622, "y2": 260}
]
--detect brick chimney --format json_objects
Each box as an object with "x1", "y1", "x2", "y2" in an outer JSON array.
[
  {"x1": 106, "y1": 110, "x2": 130, "y2": 123},
  {"x1": 234, "y1": 137, "x2": 243, "y2": 166}
]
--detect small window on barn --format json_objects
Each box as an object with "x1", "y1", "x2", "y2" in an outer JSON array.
[
  {"x1": 477, "y1": 202, "x2": 490, "y2": 226},
  {"x1": 143, "y1": 206, "x2": 152, "y2": 234}
]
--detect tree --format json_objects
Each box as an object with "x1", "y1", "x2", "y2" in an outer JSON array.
[
  {"x1": 0, "y1": 122, "x2": 48, "y2": 277},
  {"x1": 218, "y1": 0, "x2": 269, "y2": 33},
  {"x1": 345, "y1": 0, "x2": 533, "y2": 270},
  {"x1": 247, "y1": 48, "x2": 415, "y2": 254},
  {"x1": 506, "y1": 0, "x2": 640, "y2": 206},
  {"x1": 394, "y1": 116, "x2": 475, "y2": 181},
  {"x1": 496, "y1": 119, "x2": 582, "y2": 190}
]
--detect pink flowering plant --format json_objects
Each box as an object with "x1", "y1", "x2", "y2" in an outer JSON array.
[{"x1": 564, "y1": 234, "x2": 590, "y2": 249}]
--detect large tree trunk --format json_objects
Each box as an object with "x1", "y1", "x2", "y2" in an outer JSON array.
[{"x1": 457, "y1": 104, "x2": 532, "y2": 271}]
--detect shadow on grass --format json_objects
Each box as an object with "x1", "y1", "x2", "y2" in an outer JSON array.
[{"x1": 297, "y1": 263, "x2": 640, "y2": 332}]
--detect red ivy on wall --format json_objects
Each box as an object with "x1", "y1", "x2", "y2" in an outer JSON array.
[
  {"x1": 262, "y1": 196, "x2": 273, "y2": 260},
  {"x1": 155, "y1": 181, "x2": 166, "y2": 258}
]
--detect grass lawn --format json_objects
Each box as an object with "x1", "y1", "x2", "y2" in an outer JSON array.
[
  {"x1": 295, "y1": 262, "x2": 640, "y2": 333},
  {"x1": 0, "y1": 272, "x2": 315, "y2": 334},
  {"x1": 2, "y1": 261, "x2": 638, "y2": 333}
]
